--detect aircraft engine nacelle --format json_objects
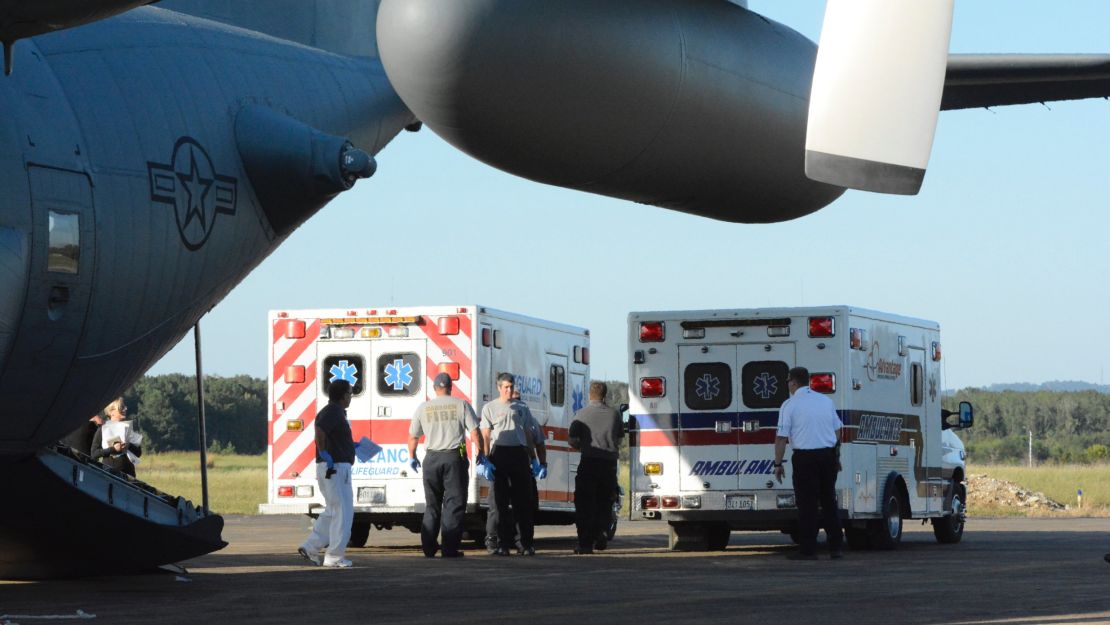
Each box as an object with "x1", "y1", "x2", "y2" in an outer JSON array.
[{"x1": 378, "y1": 0, "x2": 844, "y2": 223}]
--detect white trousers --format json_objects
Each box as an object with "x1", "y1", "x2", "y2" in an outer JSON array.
[{"x1": 302, "y1": 462, "x2": 353, "y2": 563}]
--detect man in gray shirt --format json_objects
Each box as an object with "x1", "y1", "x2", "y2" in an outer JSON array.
[
  {"x1": 408, "y1": 372, "x2": 482, "y2": 558},
  {"x1": 568, "y1": 381, "x2": 623, "y2": 554},
  {"x1": 481, "y1": 372, "x2": 540, "y2": 555}
]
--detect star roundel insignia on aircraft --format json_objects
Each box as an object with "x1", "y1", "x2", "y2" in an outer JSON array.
[
  {"x1": 148, "y1": 136, "x2": 238, "y2": 251},
  {"x1": 695, "y1": 373, "x2": 721, "y2": 402},
  {"x1": 384, "y1": 358, "x2": 414, "y2": 391},
  {"x1": 329, "y1": 360, "x2": 359, "y2": 386},
  {"x1": 753, "y1": 372, "x2": 777, "y2": 400}
]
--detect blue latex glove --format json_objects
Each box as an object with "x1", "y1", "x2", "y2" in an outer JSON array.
[
  {"x1": 320, "y1": 450, "x2": 335, "y2": 478},
  {"x1": 409, "y1": 458, "x2": 421, "y2": 473},
  {"x1": 477, "y1": 463, "x2": 494, "y2": 481},
  {"x1": 531, "y1": 458, "x2": 547, "y2": 479}
]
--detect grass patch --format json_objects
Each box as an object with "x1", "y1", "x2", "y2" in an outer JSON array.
[
  {"x1": 968, "y1": 463, "x2": 1110, "y2": 517},
  {"x1": 137, "y1": 452, "x2": 266, "y2": 515}
]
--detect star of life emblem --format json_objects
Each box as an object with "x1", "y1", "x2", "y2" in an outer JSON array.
[
  {"x1": 571, "y1": 386, "x2": 585, "y2": 412},
  {"x1": 384, "y1": 359, "x2": 414, "y2": 391},
  {"x1": 329, "y1": 360, "x2": 359, "y2": 386},
  {"x1": 753, "y1": 372, "x2": 778, "y2": 400},
  {"x1": 695, "y1": 373, "x2": 720, "y2": 402}
]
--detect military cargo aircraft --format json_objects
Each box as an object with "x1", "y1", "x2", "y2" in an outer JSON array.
[{"x1": 0, "y1": 0, "x2": 1106, "y2": 578}]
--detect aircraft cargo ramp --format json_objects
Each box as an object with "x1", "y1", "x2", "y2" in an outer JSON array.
[{"x1": 0, "y1": 446, "x2": 226, "y2": 579}]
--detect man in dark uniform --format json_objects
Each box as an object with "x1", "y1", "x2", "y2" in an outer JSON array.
[
  {"x1": 299, "y1": 380, "x2": 356, "y2": 568},
  {"x1": 408, "y1": 372, "x2": 484, "y2": 558},
  {"x1": 568, "y1": 381, "x2": 623, "y2": 554},
  {"x1": 480, "y1": 372, "x2": 540, "y2": 555},
  {"x1": 774, "y1": 367, "x2": 844, "y2": 560}
]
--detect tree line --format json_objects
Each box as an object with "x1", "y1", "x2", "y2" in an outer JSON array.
[
  {"x1": 944, "y1": 389, "x2": 1110, "y2": 464},
  {"x1": 112, "y1": 375, "x2": 1109, "y2": 465}
]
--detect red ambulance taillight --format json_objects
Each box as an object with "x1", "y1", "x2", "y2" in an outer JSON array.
[
  {"x1": 481, "y1": 328, "x2": 491, "y2": 347},
  {"x1": 640, "y1": 377, "x2": 666, "y2": 398},
  {"x1": 277, "y1": 486, "x2": 294, "y2": 498},
  {"x1": 639, "y1": 321, "x2": 665, "y2": 342},
  {"x1": 808, "y1": 316, "x2": 835, "y2": 337},
  {"x1": 641, "y1": 495, "x2": 659, "y2": 509},
  {"x1": 810, "y1": 373, "x2": 836, "y2": 394},
  {"x1": 582, "y1": 347, "x2": 590, "y2": 365},
  {"x1": 438, "y1": 362, "x2": 461, "y2": 381},
  {"x1": 661, "y1": 496, "x2": 680, "y2": 509},
  {"x1": 438, "y1": 316, "x2": 460, "y2": 335},
  {"x1": 932, "y1": 341, "x2": 942, "y2": 362},
  {"x1": 283, "y1": 320, "x2": 306, "y2": 339},
  {"x1": 284, "y1": 366, "x2": 305, "y2": 384}
]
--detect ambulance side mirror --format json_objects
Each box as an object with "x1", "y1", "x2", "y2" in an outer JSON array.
[
  {"x1": 941, "y1": 401, "x2": 974, "y2": 430},
  {"x1": 620, "y1": 403, "x2": 631, "y2": 434}
]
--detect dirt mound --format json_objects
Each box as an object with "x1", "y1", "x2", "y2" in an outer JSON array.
[{"x1": 967, "y1": 474, "x2": 1067, "y2": 512}]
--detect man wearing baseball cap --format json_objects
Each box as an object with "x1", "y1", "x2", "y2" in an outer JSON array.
[{"x1": 408, "y1": 372, "x2": 485, "y2": 558}]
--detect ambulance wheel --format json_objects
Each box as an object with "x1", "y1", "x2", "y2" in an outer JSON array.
[
  {"x1": 668, "y1": 522, "x2": 705, "y2": 551},
  {"x1": 932, "y1": 482, "x2": 966, "y2": 544},
  {"x1": 870, "y1": 477, "x2": 905, "y2": 550},
  {"x1": 348, "y1": 522, "x2": 370, "y2": 548},
  {"x1": 705, "y1": 523, "x2": 731, "y2": 551}
]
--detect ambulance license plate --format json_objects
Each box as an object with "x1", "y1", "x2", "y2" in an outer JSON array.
[{"x1": 726, "y1": 494, "x2": 754, "y2": 510}]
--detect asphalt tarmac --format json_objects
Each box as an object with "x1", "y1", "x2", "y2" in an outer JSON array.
[{"x1": 2, "y1": 516, "x2": 1109, "y2": 625}]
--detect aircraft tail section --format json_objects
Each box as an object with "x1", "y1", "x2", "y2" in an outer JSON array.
[{"x1": 154, "y1": 0, "x2": 381, "y2": 58}]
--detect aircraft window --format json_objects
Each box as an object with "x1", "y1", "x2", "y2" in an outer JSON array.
[
  {"x1": 684, "y1": 362, "x2": 732, "y2": 410},
  {"x1": 377, "y1": 352, "x2": 421, "y2": 396},
  {"x1": 322, "y1": 355, "x2": 365, "y2": 396},
  {"x1": 911, "y1": 363, "x2": 923, "y2": 406},
  {"x1": 549, "y1": 365, "x2": 565, "y2": 407},
  {"x1": 741, "y1": 361, "x2": 790, "y2": 409},
  {"x1": 48, "y1": 211, "x2": 79, "y2": 274}
]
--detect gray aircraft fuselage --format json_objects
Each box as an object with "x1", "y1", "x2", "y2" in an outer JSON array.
[{"x1": 0, "y1": 7, "x2": 411, "y2": 456}]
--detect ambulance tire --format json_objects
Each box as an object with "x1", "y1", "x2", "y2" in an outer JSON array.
[
  {"x1": 605, "y1": 510, "x2": 618, "y2": 542},
  {"x1": 705, "y1": 523, "x2": 731, "y2": 551},
  {"x1": 870, "y1": 477, "x2": 905, "y2": 550},
  {"x1": 668, "y1": 521, "x2": 707, "y2": 551},
  {"x1": 348, "y1": 522, "x2": 370, "y2": 548},
  {"x1": 932, "y1": 482, "x2": 966, "y2": 544}
]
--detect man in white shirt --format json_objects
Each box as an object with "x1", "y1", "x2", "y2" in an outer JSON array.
[{"x1": 773, "y1": 367, "x2": 844, "y2": 560}]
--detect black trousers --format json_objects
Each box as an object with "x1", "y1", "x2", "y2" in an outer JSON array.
[
  {"x1": 791, "y1": 447, "x2": 844, "y2": 555},
  {"x1": 421, "y1": 450, "x2": 469, "y2": 556},
  {"x1": 574, "y1": 456, "x2": 617, "y2": 550},
  {"x1": 489, "y1": 446, "x2": 534, "y2": 549}
]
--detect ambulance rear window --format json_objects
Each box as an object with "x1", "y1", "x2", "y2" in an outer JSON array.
[
  {"x1": 377, "y1": 353, "x2": 421, "y2": 396},
  {"x1": 322, "y1": 355, "x2": 365, "y2": 396},
  {"x1": 741, "y1": 361, "x2": 790, "y2": 408},
  {"x1": 684, "y1": 362, "x2": 732, "y2": 410}
]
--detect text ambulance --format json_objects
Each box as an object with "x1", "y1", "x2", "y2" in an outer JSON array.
[
  {"x1": 260, "y1": 305, "x2": 590, "y2": 546},
  {"x1": 627, "y1": 306, "x2": 973, "y2": 551}
]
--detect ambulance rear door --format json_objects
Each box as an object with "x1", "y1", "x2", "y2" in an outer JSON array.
[
  {"x1": 365, "y1": 338, "x2": 428, "y2": 496},
  {"x1": 735, "y1": 342, "x2": 794, "y2": 491},
  {"x1": 677, "y1": 344, "x2": 739, "y2": 492}
]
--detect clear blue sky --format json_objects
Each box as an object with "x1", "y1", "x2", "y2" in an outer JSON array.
[{"x1": 149, "y1": 1, "x2": 1110, "y2": 390}]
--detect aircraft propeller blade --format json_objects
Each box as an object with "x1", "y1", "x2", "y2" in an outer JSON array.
[{"x1": 804, "y1": 0, "x2": 954, "y2": 195}]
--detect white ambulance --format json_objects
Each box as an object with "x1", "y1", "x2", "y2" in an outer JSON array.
[
  {"x1": 260, "y1": 305, "x2": 590, "y2": 546},
  {"x1": 627, "y1": 306, "x2": 973, "y2": 551}
]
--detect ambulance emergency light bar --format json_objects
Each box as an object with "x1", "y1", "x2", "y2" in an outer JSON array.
[{"x1": 316, "y1": 314, "x2": 431, "y2": 340}]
